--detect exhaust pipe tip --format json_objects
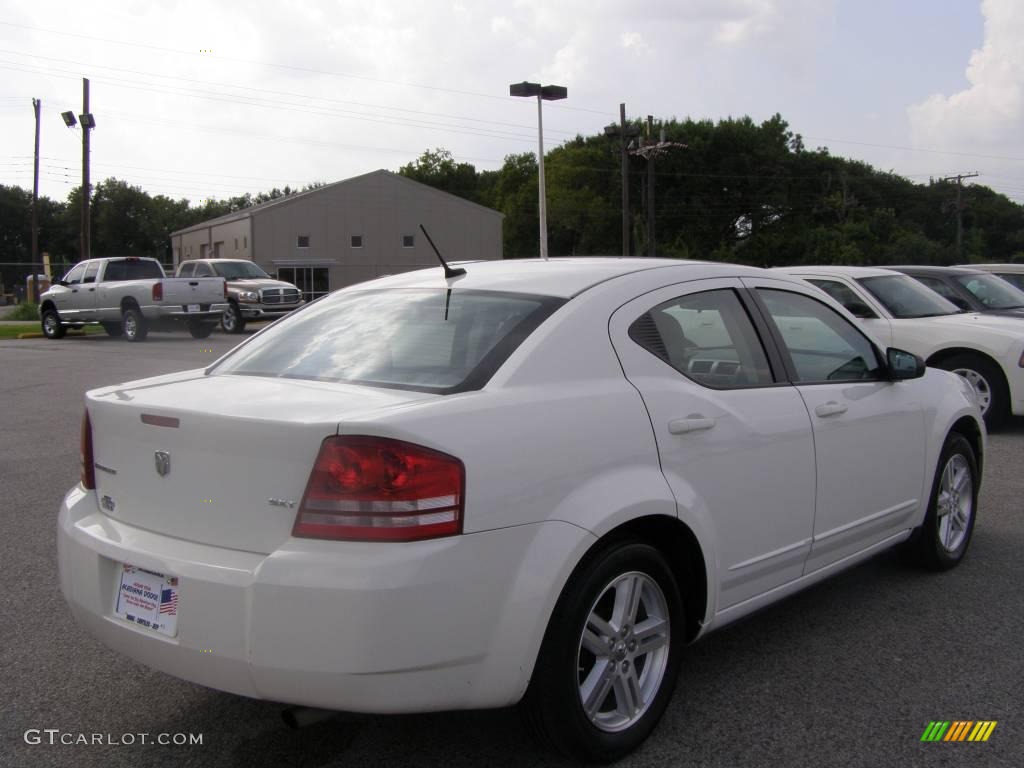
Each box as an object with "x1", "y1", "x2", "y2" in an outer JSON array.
[{"x1": 281, "y1": 706, "x2": 339, "y2": 729}]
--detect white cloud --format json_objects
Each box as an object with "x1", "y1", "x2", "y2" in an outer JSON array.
[{"x1": 908, "y1": 0, "x2": 1024, "y2": 151}]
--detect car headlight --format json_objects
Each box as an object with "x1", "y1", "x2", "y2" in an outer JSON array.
[{"x1": 237, "y1": 291, "x2": 259, "y2": 303}]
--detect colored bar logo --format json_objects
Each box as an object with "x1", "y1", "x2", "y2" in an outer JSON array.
[{"x1": 921, "y1": 721, "x2": 997, "y2": 742}]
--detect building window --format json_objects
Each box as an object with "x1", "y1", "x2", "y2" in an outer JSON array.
[
  {"x1": 234, "y1": 238, "x2": 239, "y2": 251},
  {"x1": 297, "y1": 235, "x2": 310, "y2": 248},
  {"x1": 277, "y1": 266, "x2": 330, "y2": 303},
  {"x1": 351, "y1": 235, "x2": 363, "y2": 248},
  {"x1": 402, "y1": 235, "x2": 415, "y2": 248},
  {"x1": 243, "y1": 236, "x2": 248, "y2": 249}
]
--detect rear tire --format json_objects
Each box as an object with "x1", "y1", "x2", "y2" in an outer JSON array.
[
  {"x1": 188, "y1": 320, "x2": 215, "y2": 339},
  {"x1": 221, "y1": 302, "x2": 246, "y2": 334},
  {"x1": 101, "y1": 322, "x2": 123, "y2": 337},
  {"x1": 122, "y1": 307, "x2": 148, "y2": 342},
  {"x1": 935, "y1": 354, "x2": 1008, "y2": 429},
  {"x1": 902, "y1": 432, "x2": 978, "y2": 571},
  {"x1": 521, "y1": 541, "x2": 684, "y2": 763},
  {"x1": 41, "y1": 308, "x2": 66, "y2": 339}
]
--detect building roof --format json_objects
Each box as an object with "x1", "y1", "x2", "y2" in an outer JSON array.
[{"x1": 169, "y1": 169, "x2": 503, "y2": 237}]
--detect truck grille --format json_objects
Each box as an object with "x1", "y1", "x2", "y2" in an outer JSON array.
[{"x1": 261, "y1": 288, "x2": 302, "y2": 305}]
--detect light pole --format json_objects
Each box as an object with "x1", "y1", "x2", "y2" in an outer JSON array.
[
  {"x1": 61, "y1": 77, "x2": 96, "y2": 261},
  {"x1": 510, "y1": 81, "x2": 567, "y2": 260}
]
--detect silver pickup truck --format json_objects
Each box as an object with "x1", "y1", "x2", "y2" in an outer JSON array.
[
  {"x1": 175, "y1": 259, "x2": 304, "y2": 333},
  {"x1": 39, "y1": 257, "x2": 227, "y2": 342}
]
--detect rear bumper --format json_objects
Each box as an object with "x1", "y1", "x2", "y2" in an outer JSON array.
[
  {"x1": 58, "y1": 485, "x2": 593, "y2": 713},
  {"x1": 154, "y1": 303, "x2": 228, "y2": 321}
]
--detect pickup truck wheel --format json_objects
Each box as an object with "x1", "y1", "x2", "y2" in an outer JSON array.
[
  {"x1": 101, "y1": 322, "x2": 123, "y2": 337},
  {"x1": 122, "y1": 308, "x2": 148, "y2": 342},
  {"x1": 221, "y1": 302, "x2": 246, "y2": 334},
  {"x1": 188, "y1": 320, "x2": 215, "y2": 339},
  {"x1": 41, "y1": 309, "x2": 66, "y2": 339}
]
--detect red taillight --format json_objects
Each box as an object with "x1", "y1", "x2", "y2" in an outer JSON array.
[
  {"x1": 293, "y1": 436, "x2": 464, "y2": 542},
  {"x1": 152, "y1": 282, "x2": 163, "y2": 302},
  {"x1": 223, "y1": 279, "x2": 228, "y2": 299},
  {"x1": 80, "y1": 410, "x2": 96, "y2": 490}
]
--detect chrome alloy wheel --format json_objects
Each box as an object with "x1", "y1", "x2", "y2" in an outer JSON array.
[
  {"x1": 952, "y1": 368, "x2": 991, "y2": 416},
  {"x1": 123, "y1": 313, "x2": 137, "y2": 338},
  {"x1": 936, "y1": 454, "x2": 973, "y2": 553},
  {"x1": 576, "y1": 571, "x2": 671, "y2": 733},
  {"x1": 43, "y1": 313, "x2": 59, "y2": 335}
]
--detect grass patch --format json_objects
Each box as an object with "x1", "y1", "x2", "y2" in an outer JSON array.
[
  {"x1": 0, "y1": 323, "x2": 104, "y2": 339},
  {"x1": 5, "y1": 302, "x2": 40, "y2": 321}
]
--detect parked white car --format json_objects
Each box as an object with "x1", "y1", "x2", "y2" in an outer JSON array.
[
  {"x1": 59, "y1": 259, "x2": 984, "y2": 762},
  {"x1": 962, "y1": 263, "x2": 1024, "y2": 292},
  {"x1": 776, "y1": 266, "x2": 1024, "y2": 428}
]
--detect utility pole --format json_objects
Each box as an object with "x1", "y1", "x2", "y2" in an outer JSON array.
[
  {"x1": 81, "y1": 77, "x2": 91, "y2": 261},
  {"x1": 604, "y1": 104, "x2": 639, "y2": 257},
  {"x1": 939, "y1": 172, "x2": 979, "y2": 256},
  {"x1": 646, "y1": 116, "x2": 655, "y2": 257},
  {"x1": 31, "y1": 98, "x2": 41, "y2": 302}
]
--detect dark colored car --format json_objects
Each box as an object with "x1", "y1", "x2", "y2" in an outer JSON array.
[{"x1": 887, "y1": 266, "x2": 1024, "y2": 317}]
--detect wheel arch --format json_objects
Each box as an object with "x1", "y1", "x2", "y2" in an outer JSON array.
[
  {"x1": 120, "y1": 296, "x2": 141, "y2": 312},
  {"x1": 40, "y1": 299, "x2": 57, "y2": 313},
  {"x1": 926, "y1": 346, "x2": 1008, "y2": 394},
  {"x1": 950, "y1": 415, "x2": 984, "y2": 477}
]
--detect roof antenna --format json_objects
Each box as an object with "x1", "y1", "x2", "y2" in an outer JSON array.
[{"x1": 420, "y1": 224, "x2": 466, "y2": 279}]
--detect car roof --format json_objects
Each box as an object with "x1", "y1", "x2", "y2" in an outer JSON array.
[
  {"x1": 962, "y1": 263, "x2": 1024, "y2": 274},
  {"x1": 772, "y1": 265, "x2": 901, "y2": 279},
  {"x1": 885, "y1": 265, "x2": 984, "y2": 276},
  {"x1": 344, "y1": 258, "x2": 774, "y2": 299}
]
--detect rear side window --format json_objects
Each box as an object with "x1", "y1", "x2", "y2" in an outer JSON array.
[
  {"x1": 178, "y1": 262, "x2": 195, "y2": 278},
  {"x1": 629, "y1": 289, "x2": 774, "y2": 389},
  {"x1": 103, "y1": 259, "x2": 164, "y2": 281},
  {"x1": 212, "y1": 288, "x2": 564, "y2": 393}
]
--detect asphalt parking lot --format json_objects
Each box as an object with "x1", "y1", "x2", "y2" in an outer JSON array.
[{"x1": 0, "y1": 331, "x2": 1021, "y2": 768}]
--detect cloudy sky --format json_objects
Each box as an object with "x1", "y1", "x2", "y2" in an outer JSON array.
[{"x1": 1, "y1": 0, "x2": 1022, "y2": 205}]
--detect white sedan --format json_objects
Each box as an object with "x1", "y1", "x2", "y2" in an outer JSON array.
[
  {"x1": 775, "y1": 265, "x2": 1024, "y2": 428},
  {"x1": 59, "y1": 259, "x2": 983, "y2": 762}
]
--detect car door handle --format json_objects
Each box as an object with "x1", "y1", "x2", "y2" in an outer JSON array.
[
  {"x1": 814, "y1": 402, "x2": 848, "y2": 418},
  {"x1": 668, "y1": 416, "x2": 716, "y2": 435}
]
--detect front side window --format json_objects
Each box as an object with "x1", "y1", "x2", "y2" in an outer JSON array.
[
  {"x1": 629, "y1": 289, "x2": 774, "y2": 389},
  {"x1": 953, "y1": 274, "x2": 1024, "y2": 309},
  {"x1": 857, "y1": 274, "x2": 959, "y2": 318},
  {"x1": 758, "y1": 289, "x2": 883, "y2": 383},
  {"x1": 82, "y1": 263, "x2": 99, "y2": 284},
  {"x1": 63, "y1": 264, "x2": 86, "y2": 285},
  {"x1": 806, "y1": 279, "x2": 878, "y2": 318},
  {"x1": 212, "y1": 288, "x2": 563, "y2": 393},
  {"x1": 913, "y1": 275, "x2": 960, "y2": 302}
]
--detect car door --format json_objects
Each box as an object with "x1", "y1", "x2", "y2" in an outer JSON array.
[
  {"x1": 52, "y1": 263, "x2": 87, "y2": 319},
  {"x1": 744, "y1": 278, "x2": 927, "y2": 573},
  {"x1": 77, "y1": 261, "x2": 101, "y2": 320},
  {"x1": 610, "y1": 279, "x2": 816, "y2": 610}
]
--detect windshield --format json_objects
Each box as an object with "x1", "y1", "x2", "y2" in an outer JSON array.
[
  {"x1": 212, "y1": 288, "x2": 565, "y2": 393},
  {"x1": 856, "y1": 275, "x2": 961, "y2": 318},
  {"x1": 211, "y1": 261, "x2": 271, "y2": 279},
  {"x1": 953, "y1": 273, "x2": 1024, "y2": 309}
]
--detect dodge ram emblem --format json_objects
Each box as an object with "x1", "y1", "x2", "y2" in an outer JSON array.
[{"x1": 155, "y1": 451, "x2": 171, "y2": 477}]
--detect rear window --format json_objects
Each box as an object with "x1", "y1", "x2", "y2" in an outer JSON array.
[
  {"x1": 211, "y1": 288, "x2": 565, "y2": 393},
  {"x1": 103, "y1": 259, "x2": 164, "y2": 281}
]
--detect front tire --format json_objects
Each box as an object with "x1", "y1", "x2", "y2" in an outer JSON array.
[
  {"x1": 221, "y1": 302, "x2": 246, "y2": 334},
  {"x1": 122, "y1": 308, "x2": 148, "y2": 342},
  {"x1": 41, "y1": 309, "x2": 66, "y2": 339},
  {"x1": 902, "y1": 432, "x2": 979, "y2": 570},
  {"x1": 935, "y1": 354, "x2": 1008, "y2": 429},
  {"x1": 521, "y1": 542, "x2": 684, "y2": 763}
]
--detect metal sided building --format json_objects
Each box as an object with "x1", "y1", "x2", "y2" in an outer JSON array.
[{"x1": 169, "y1": 169, "x2": 504, "y2": 302}]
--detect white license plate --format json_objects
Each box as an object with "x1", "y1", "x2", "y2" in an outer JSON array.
[
  {"x1": 186, "y1": 304, "x2": 200, "y2": 313},
  {"x1": 114, "y1": 564, "x2": 179, "y2": 637}
]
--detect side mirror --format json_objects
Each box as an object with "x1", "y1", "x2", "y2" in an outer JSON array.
[
  {"x1": 886, "y1": 348, "x2": 925, "y2": 380},
  {"x1": 845, "y1": 301, "x2": 875, "y2": 319}
]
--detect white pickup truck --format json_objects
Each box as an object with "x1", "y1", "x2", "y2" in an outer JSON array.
[{"x1": 39, "y1": 257, "x2": 228, "y2": 342}]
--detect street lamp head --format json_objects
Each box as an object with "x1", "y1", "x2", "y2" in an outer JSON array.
[
  {"x1": 61, "y1": 111, "x2": 77, "y2": 127},
  {"x1": 540, "y1": 85, "x2": 567, "y2": 101},
  {"x1": 509, "y1": 81, "x2": 542, "y2": 98},
  {"x1": 79, "y1": 113, "x2": 96, "y2": 129}
]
